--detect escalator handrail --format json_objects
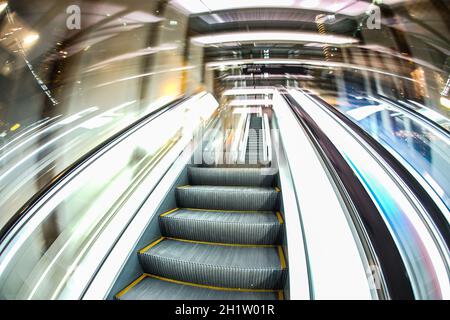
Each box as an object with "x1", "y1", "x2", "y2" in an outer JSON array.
[
  {"x1": 305, "y1": 92, "x2": 450, "y2": 249},
  {"x1": 281, "y1": 92, "x2": 415, "y2": 300},
  {"x1": 0, "y1": 95, "x2": 191, "y2": 248}
]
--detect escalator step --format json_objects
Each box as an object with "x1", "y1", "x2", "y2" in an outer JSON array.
[
  {"x1": 250, "y1": 117, "x2": 263, "y2": 129},
  {"x1": 160, "y1": 209, "x2": 282, "y2": 244},
  {"x1": 116, "y1": 274, "x2": 282, "y2": 300},
  {"x1": 139, "y1": 238, "x2": 286, "y2": 289},
  {"x1": 176, "y1": 186, "x2": 279, "y2": 211},
  {"x1": 188, "y1": 167, "x2": 276, "y2": 187}
]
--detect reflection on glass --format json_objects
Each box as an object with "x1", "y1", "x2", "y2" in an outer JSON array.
[
  {"x1": 0, "y1": 1, "x2": 202, "y2": 232},
  {"x1": 318, "y1": 90, "x2": 450, "y2": 213},
  {"x1": 0, "y1": 93, "x2": 218, "y2": 299}
]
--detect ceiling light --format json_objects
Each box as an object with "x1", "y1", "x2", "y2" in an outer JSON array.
[
  {"x1": 301, "y1": 0, "x2": 321, "y2": 9},
  {"x1": 172, "y1": 0, "x2": 371, "y2": 16},
  {"x1": 0, "y1": 2, "x2": 7, "y2": 14},
  {"x1": 210, "y1": 14, "x2": 225, "y2": 24},
  {"x1": 440, "y1": 97, "x2": 450, "y2": 109},
  {"x1": 10, "y1": 123, "x2": 21, "y2": 132},
  {"x1": 23, "y1": 33, "x2": 40, "y2": 46},
  {"x1": 171, "y1": 0, "x2": 209, "y2": 14},
  {"x1": 171, "y1": 0, "x2": 295, "y2": 14},
  {"x1": 191, "y1": 31, "x2": 358, "y2": 46}
]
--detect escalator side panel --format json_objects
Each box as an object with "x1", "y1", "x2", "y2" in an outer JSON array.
[{"x1": 282, "y1": 93, "x2": 414, "y2": 299}]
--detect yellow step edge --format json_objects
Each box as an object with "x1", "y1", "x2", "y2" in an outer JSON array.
[
  {"x1": 138, "y1": 237, "x2": 281, "y2": 254},
  {"x1": 183, "y1": 207, "x2": 272, "y2": 214},
  {"x1": 116, "y1": 273, "x2": 284, "y2": 298},
  {"x1": 276, "y1": 211, "x2": 284, "y2": 224},
  {"x1": 139, "y1": 237, "x2": 164, "y2": 254},
  {"x1": 115, "y1": 274, "x2": 147, "y2": 299},
  {"x1": 165, "y1": 237, "x2": 277, "y2": 248},
  {"x1": 160, "y1": 208, "x2": 180, "y2": 217},
  {"x1": 177, "y1": 185, "x2": 282, "y2": 192},
  {"x1": 146, "y1": 273, "x2": 283, "y2": 295},
  {"x1": 277, "y1": 246, "x2": 287, "y2": 269},
  {"x1": 176, "y1": 185, "x2": 191, "y2": 189}
]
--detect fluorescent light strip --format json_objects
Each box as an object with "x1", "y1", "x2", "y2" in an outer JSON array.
[
  {"x1": 206, "y1": 59, "x2": 418, "y2": 83},
  {"x1": 191, "y1": 31, "x2": 358, "y2": 46},
  {"x1": 228, "y1": 99, "x2": 272, "y2": 106},
  {"x1": 171, "y1": 0, "x2": 372, "y2": 16},
  {"x1": 223, "y1": 88, "x2": 275, "y2": 96},
  {"x1": 172, "y1": 0, "x2": 295, "y2": 14}
]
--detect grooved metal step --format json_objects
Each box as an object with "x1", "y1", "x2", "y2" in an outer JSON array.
[
  {"x1": 250, "y1": 117, "x2": 263, "y2": 129},
  {"x1": 176, "y1": 185, "x2": 279, "y2": 211},
  {"x1": 116, "y1": 158, "x2": 284, "y2": 300},
  {"x1": 160, "y1": 208, "x2": 282, "y2": 244},
  {"x1": 246, "y1": 121, "x2": 263, "y2": 164},
  {"x1": 188, "y1": 167, "x2": 277, "y2": 187},
  {"x1": 139, "y1": 238, "x2": 286, "y2": 289},
  {"x1": 116, "y1": 274, "x2": 282, "y2": 300}
]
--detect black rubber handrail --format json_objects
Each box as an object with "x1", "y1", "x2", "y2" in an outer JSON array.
[
  {"x1": 307, "y1": 92, "x2": 450, "y2": 248},
  {"x1": 0, "y1": 95, "x2": 190, "y2": 247},
  {"x1": 282, "y1": 92, "x2": 415, "y2": 300}
]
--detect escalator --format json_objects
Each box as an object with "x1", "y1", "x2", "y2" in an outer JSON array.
[
  {"x1": 115, "y1": 120, "x2": 287, "y2": 300},
  {"x1": 245, "y1": 116, "x2": 264, "y2": 165},
  {"x1": 1, "y1": 89, "x2": 447, "y2": 300}
]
